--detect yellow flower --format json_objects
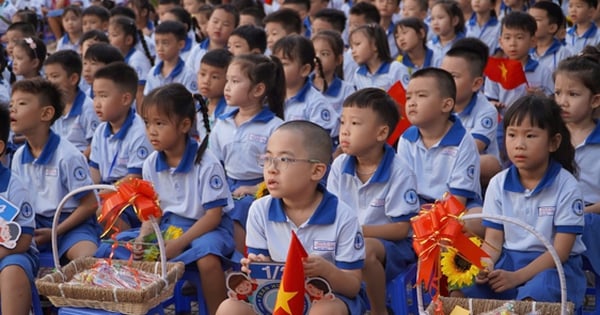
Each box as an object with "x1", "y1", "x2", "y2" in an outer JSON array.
[
  {"x1": 142, "y1": 226, "x2": 184, "y2": 261},
  {"x1": 255, "y1": 182, "x2": 269, "y2": 199},
  {"x1": 440, "y1": 237, "x2": 483, "y2": 289}
]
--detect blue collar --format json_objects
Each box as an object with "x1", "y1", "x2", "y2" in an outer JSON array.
[
  {"x1": 459, "y1": 93, "x2": 479, "y2": 116},
  {"x1": 182, "y1": 36, "x2": 193, "y2": 53},
  {"x1": 103, "y1": 108, "x2": 136, "y2": 140},
  {"x1": 289, "y1": 80, "x2": 312, "y2": 103},
  {"x1": 153, "y1": 58, "x2": 185, "y2": 79},
  {"x1": 0, "y1": 164, "x2": 10, "y2": 193},
  {"x1": 124, "y1": 48, "x2": 136, "y2": 62},
  {"x1": 309, "y1": 74, "x2": 343, "y2": 97},
  {"x1": 524, "y1": 57, "x2": 539, "y2": 72},
  {"x1": 531, "y1": 38, "x2": 563, "y2": 57},
  {"x1": 21, "y1": 131, "x2": 60, "y2": 165},
  {"x1": 431, "y1": 32, "x2": 465, "y2": 45},
  {"x1": 155, "y1": 138, "x2": 197, "y2": 173},
  {"x1": 402, "y1": 115, "x2": 466, "y2": 146},
  {"x1": 586, "y1": 120, "x2": 600, "y2": 145},
  {"x1": 220, "y1": 107, "x2": 276, "y2": 123},
  {"x1": 387, "y1": 21, "x2": 396, "y2": 35},
  {"x1": 304, "y1": 16, "x2": 312, "y2": 38},
  {"x1": 504, "y1": 159, "x2": 562, "y2": 195},
  {"x1": 567, "y1": 22, "x2": 598, "y2": 38},
  {"x1": 268, "y1": 184, "x2": 337, "y2": 224},
  {"x1": 199, "y1": 38, "x2": 210, "y2": 50},
  {"x1": 67, "y1": 88, "x2": 86, "y2": 118},
  {"x1": 357, "y1": 61, "x2": 391, "y2": 76},
  {"x1": 213, "y1": 97, "x2": 228, "y2": 118},
  {"x1": 146, "y1": 20, "x2": 155, "y2": 31},
  {"x1": 468, "y1": 13, "x2": 498, "y2": 27},
  {"x1": 342, "y1": 144, "x2": 396, "y2": 183},
  {"x1": 401, "y1": 48, "x2": 434, "y2": 69},
  {"x1": 61, "y1": 34, "x2": 71, "y2": 45}
]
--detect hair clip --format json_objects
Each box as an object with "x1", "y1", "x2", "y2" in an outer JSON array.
[{"x1": 24, "y1": 37, "x2": 36, "y2": 50}]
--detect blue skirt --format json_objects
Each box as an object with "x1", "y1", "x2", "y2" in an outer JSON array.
[
  {"x1": 227, "y1": 177, "x2": 263, "y2": 230},
  {"x1": 381, "y1": 238, "x2": 417, "y2": 282},
  {"x1": 36, "y1": 213, "x2": 101, "y2": 259},
  {"x1": 0, "y1": 250, "x2": 38, "y2": 281},
  {"x1": 582, "y1": 213, "x2": 600, "y2": 274},
  {"x1": 462, "y1": 249, "x2": 585, "y2": 308}
]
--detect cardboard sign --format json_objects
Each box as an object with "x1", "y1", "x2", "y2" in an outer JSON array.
[
  {"x1": 226, "y1": 262, "x2": 334, "y2": 314},
  {"x1": 0, "y1": 197, "x2": 22, "y2": 249}
]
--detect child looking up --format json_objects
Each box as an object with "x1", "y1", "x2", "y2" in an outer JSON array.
[
  {"x1": 529, "y1": 1, "x2": 573, "y2": 72},
  {"x1": 56, "y1": 5, "x2": 83, "y2": 52}
]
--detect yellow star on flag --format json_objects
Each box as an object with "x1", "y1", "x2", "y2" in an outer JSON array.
[
  {"x1": 274, "y1": 277, "x2": 298, "y2": 314},
  {"x1": 499, "y1": 62, "x2": 508, "y2": 81}
]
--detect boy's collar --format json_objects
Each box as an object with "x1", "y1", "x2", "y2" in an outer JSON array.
[
  {"x1": 524, "y1": 57, "x2": 539, "y2": 72},
  {"x1": 65, "y1": 88, "x2": 86, "y2": 118},
  {"x1": 531, "y1": 38, "x2": 563, "y2": 57},
  {"x1": 155, "y1": 137, "x2": 197, "y2": 173},
  {"x1": 124, "y1": 48, "x2": 136, "y2": 62},
  {"x1": 22, "y1": 131, "x2": 60, "y2": 165},
  {"x1": 153, "y1": 58, "x2": 185, "y2": 79},
  {"x1": 199, "y1": 38, "x2": 210, "y2": 49},
  {"x1": 268, "y1": 184, "x2": 337, "y2": 225},
  {"x1": 401, "y1": 48, "x2": 434, "y2": 69},
  {"x1": 342, "y1": 144, "x2": 396, "y2": 183},
  {"x1": 402, "y1": 115, "x2": 466, "y2": 147},
  {"x1": 182, "y1": 37, "x2": 193, "y2": 52},
  {"x1": 457, "y1": 93, "x2": 479, "y2": 116},
  {"x1": 503, "y1": 159, "x2": 561, "y2": 195},
  {"x1": 567, "y1": 22, "x2": 598, "y2": 38},
  {"x1": 585, "y1": 120, "x2": 600, "y2": 145},
  {"x1": 468, "y1": 12, "x2": 498, "y2": 27},
  {"x1": 103, "y1": 108, "x2": 136, "y2": 140}
]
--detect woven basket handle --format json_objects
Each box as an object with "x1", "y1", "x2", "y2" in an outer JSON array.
[
  {"x1": 416, "y1": 213, "x2": 570, "y2": 315},
  {"x1": 51, "y1": 184, "x2": 168, "y2": 281}
]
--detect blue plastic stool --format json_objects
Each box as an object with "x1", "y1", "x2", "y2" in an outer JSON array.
[
  {"x1": 163, "y1": 267, "x2": 209, "y2": 315},
  {"x1": 57, "y1": 304, "x2": 165, "y2": 315},
  {"x1": 582, "y1": 258, "x2": 600, "y2": 315},
  {"x1": 386, "y1": 263, "x2": 419, "y2": 315},
  {"x1": 38, "y1": 251, "x2": 55, "y2": 268}
]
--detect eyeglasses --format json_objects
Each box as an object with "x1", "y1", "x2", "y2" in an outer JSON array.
[{"x1": 258, "y1": 155, "x2": 321, "y2": 170}]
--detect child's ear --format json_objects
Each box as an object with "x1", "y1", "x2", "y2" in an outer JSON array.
[
  {"x1": 69, "y1": 72, "x2": 80, "y2": 87},
  {"x1": 177, "y1": 39, "x2": 186, "y2": 51},
  {"x1": 549, "y1": 132, "x2": 562, "y2": 152},
  {"x1": 591, "y1": 93, "x2": 600, "y2": 110},
  {"x1": 441, "y1": 97, "x2": 454, "y2": 113},
  {"x1": 471, "y1": 76, "x2": 484, "y2": 92},
  {"x1": 40, "y1": 104, "x2": 56, "y2": 122},
  {"x1": 376, "y1": 124, "x2": 390, "y2": 142},
  {"x1": 250, "y1": 48, "x2": 262, "y2": 54},
  {"x1": 121, "y1": 91, "x2": 134, "y2": 107},
  {"x1": 452, "y1": 15, "x2": 459, "y2": 28},
  {"x1": 300, "y1": 63, "x2": 312, "y2": 78},
  {"x1": 101, "y1": 21, "x2": 109, "y2": 31},
  {"x1": 252, "y1": 82, "x2": 266, "y2": 99},
  {"x1": 310, "y1": 162, "x2": 328, "y2": 182},
  {"x1": 548, "y1": 23, "x2": 558, "y2": 35},
  {"x1": 126, "y1": 34, "x2": 134, "y2": 47},
  {"x1": 179, "y1": 117, "x2": 192, "y2": 134},
  {"x1": 529, "y1": 35, "x2": 537, "y2": 49}
]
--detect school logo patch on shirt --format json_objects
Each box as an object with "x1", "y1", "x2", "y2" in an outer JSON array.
[
  {"x1": 404, "y1": 189, "x2": 418, "y2": 205},
  {"x1": 137, "y1": 146, "x2": 149, "y2": 159},
  {"x1": 210, "y1": 175, "x2": 223, "y2": 190},
  {"x1": 321, "y1": 109, "x2": 331, "y2": 122},
  {"x1": 572, "y1": 199, "x2": 584, "y2": 216},
  {"x1": 538, "y1": 206, "x2": 555, "y2": 217},
  {"x1": 20, "y1": 202, "x2": 33, "y2": 218},
  {"x1": 481, "y1": 117, "x2": 494, "y2": 129},
  {"x1": 402, "y1": 74, "x2": 410, "y2": 85},
  {"x1": 190, "y1": 81, "x2": 198, "y2": 92},
  {"x1": 91, "y1": 120, "x2": 99, "y2": 131},
  {"x1": 467, "y1": 165, "x2": 476, "y2": 179},
  {"x1": 354, "y1": 232, "x2": 364, "y2": 250},
  {"x1": 73, "y1": 167, "x2": 87, "y2": 181},
  {"x1": 44, "y1": 167, "x2": 58, "y2": 177},
  {"x1": 313, "y1": 240, "x2": 336, "y2": 251}
]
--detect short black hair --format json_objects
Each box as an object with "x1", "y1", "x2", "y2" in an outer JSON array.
[
  {"x1": 84, "y1": 43, "x2": 124, "y2": 64},
  {"x1": 82, "y1": 5, "x2": 111, "y2": 22},
  {"x1": 502, "y1": 11, "x2": 537, "y2": 36},
  {"x1": 240, "y1": 7, "x2": 266, "y2": 27},
  {"x1": 0, "y1": 106, "x2": 9, "y2": 155},
  {"x1": 6, "y1": 22, "x2": 36, "y2": 37},
  {"x1": 349, "y1": 2, "x2": 380, "y2": 24},
  {"x1": 166, "y1": 6, "x2": 193, "y2": 31},
  {"x1": 343, "y1": 88, "x2": 399, "y2": 136},
  {"x1": 230, "y1": 25, "x2": 267, "y2": 53},
  {"x1": 314, "y1": 8, "x2": 346, "y2": 33},
  {"x1": 276, "y1": 120, "x2": 333, "y2": 164},
  {"x1": 263, "y1": 8, "x2": 302, "y2": 34},
  {"x1": 79, "y1": 29, "x2": 109, "y2": 46},
  {"x1": 531, "y1": 1, "x2": 565, "y2": 30},
  {"x1": 93, "y1": 62, "x2": 139, "y2": 98},
  {"x1": 201, "y1": 48, "x2": 233, "y2": 68},
  {"x1": 212, "y1": 4, "x2": 240, "y2": 28},
  {"x1": 62, "y1": 5, "x2": 82, "y2": 18},
  {"x1": 155, "y1": 20, "x2": 187, "y2": 41},
  {"x1": 13, "y1": 10, "x2": 40, "y2": 31},
  {"x1": 12, "y1": 78, "x2": 64, "y2": 125},
  {"x1": 159, "y1": 0, "x2": 181, "y2": 5},
  {"x1": 283, "y1": 0, "x2": 310, "y2": 11},
  {"x1": 446, "y1": 37, "x2": 489, "y2": 77},
  {"x1": 44, "y1": 50, "x2": 83, "y2": 82},
  {"x1": 110, "y1": 6, "x2": 136, "y2": 19},
  {"x1": 411, "y1": 68, "x2": 456, "y2": 101},
  {"x1": 578, "y1": 0, "x2": 598, "y2": 9}
]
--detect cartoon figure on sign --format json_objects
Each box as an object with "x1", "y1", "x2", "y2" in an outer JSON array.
[
  {"x1": 305, "y1": 277, "x2": 334, "y2": 304},
  {"x1": 0, "y1": 218, "x2": 21, "y2": 249},
  {"x1": 227, "y1": 273, "x2": 258, "y2": 303}
]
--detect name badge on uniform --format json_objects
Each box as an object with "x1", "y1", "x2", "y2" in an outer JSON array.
[
  {"x1": 313, "y1": 240, "x2": 335, "y2": 251},
  {"x1": 370, "y1": 199, "x2": 385, "y2": 207},
  {"x1": 248, "y1": 134, "x2": 268, "y2": 144},
  {"x1": 0, "y1": 197, "x2": 23, "y2": 249},
  {"x1": 538, "y1": 206, "x2": 555, "y2": 217},
  {"x1": 45, "y1": 167, "x2": 58, "y2": 177}
]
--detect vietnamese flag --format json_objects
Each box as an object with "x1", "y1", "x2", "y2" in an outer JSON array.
[
  {"x1": 484, "y1": 57, "x2": 528, "y2": 90},
  {"x1": 274, "y1": 231, "x2": 308, "y2": 315},
  {"x1": 387, "y1": 81, "x2": 412, "y2": 146}
]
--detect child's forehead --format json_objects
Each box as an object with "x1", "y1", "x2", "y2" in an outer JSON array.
[
  {"x1": 501, "y1": 26, "x2": 531, "y2": 36},
  {"x1": 44, "y1": 62, "x2": 68, "y2": 74},
  {"x1": 82, "y1": 14, "x2": 101, "y2": 21},
  {"x1": 62, "y1": 10, "x2": 80, "y2": 18},
  {"x1": 210, "y1": 8, "x2": 236, "y2": 21},
  {"x1": 155, "y1": 32, "x2": 178, "y2": 40},
  {"x1": 228, "y1": 34, "x2": 248, "y2": 43},
  {"x1": 199, "y1": 63, "x2": 227, "y2": 73},
  {"x1": 407, "y1": 76, "x2": 439, "y2": 91}
]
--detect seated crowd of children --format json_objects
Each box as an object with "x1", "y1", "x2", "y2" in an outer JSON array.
[{"x1": 0, "y1": 0, "x2": 600, "y2": 313}]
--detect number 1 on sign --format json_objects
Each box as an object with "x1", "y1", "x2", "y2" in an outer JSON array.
[{"x1": 261, "y1": 265, "x2": 285, "y2": 279}]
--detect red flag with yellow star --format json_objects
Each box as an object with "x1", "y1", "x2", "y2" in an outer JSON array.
[
  {"x1": 484, "y1": 57, "x2": 528, "y2": 90},
  {"x1": 387, "y1": 80, "x2": 411, "y2": 146},
  {"x1": 274, "y1": 231, "x2": 308, "y2": 315}
]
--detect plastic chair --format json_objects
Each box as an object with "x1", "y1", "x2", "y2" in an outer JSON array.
[
  {"x1": 162, "y1": 267, "x2": 209, "y2": 315},
  {"x1": 582, "y1": 258, "x2": 600, "y2": 315}
]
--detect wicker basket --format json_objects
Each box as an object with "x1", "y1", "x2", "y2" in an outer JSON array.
[
  {"x1": 418, "y1": 213, "x2": 574, "y2": 315},
  {"x1": 35, "y1": 184, "x2": 185, "y2": 315}
]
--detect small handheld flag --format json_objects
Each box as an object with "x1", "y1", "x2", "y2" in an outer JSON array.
[
  {"x1": 484, "y1": 57, "x2": 528, "y2": 90},
  {"x1": 274, "y1": 231, "x2": 308, "y2": 315}
]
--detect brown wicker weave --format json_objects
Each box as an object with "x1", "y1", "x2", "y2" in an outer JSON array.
[
  {"x1": 36, "y1": 257, "x2": 184, "y2": 315},
  {"x1": 425, "y1": 296, "x2": 575, "y2": 315}
]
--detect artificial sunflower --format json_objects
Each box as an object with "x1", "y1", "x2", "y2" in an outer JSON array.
[
  {"x1": 141, "y1": 225, "x2": 184, "y2": 261},
  {"x1": 440, "y1": 237, "x2": 484, "y2": 289},
  {"x1": 255, "y1": 182, "x2": 269, "y2": 199}
]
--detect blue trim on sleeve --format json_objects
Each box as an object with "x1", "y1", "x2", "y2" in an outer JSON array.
[
  {"x1": 138, "y1": 80, "x2": 146, "y2": 86},
  {"x1": 556, "y1": 225, "x2": 584, "y2": 234},
  {"x1": 21, "y1": 227, "x2": 34, "y2": 235},
  {"x1": 89, "y1": 160, "x2": 99, "y2": 169},
  {"x1": 391, "y1": 213, "x2": 416, "y2": 222},
  {"x1": 336, "y1": 259, "x2": 364, "y2": 270},
  {"x1": 127, "y1": 167, "x2": 143, "y2": 175},
  {"x1": 247, "y1": 247, "x2": 270, "y2": 257},
  {"x1": 482, "y1": 219, "x2": 503, "y2": 230},
  {"x1": 203, "y1": 198, "x2": 228, "y2": 210},
  {"x1": 449, "y1": 188, "x2": 478, "y2": 199},
  {"x1": 472, "y1": 134, "x2": 491, "y2": 147}
]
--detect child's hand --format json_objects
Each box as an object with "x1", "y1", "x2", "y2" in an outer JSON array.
[
  {"x1": 132, "y1": 237, "x2": 145, "y2": 260},
  {"x1": 240, "y1": 253, "x2": 269, "y2": 274},
  {"x1": 34, "y1": 228, "x2": 52, "y2": 245},
  {"x1": 488, "y1": 269, "x2": 521, "y2": 292},
  {"x1": 232, "y1": 186, "x2": 257, "y2": 199},
  {"x1": 476, "y1": 257, "x2": 494, "y2": 284},
  {"x1": 302, "y1": 255, "x2": 331, "y2": 278},
  {"x1": 164, "y1": 239, "x2": 185, "y2": 260}
]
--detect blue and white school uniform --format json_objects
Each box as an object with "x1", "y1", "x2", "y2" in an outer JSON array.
[
  {"x1": 565, "y1": 23, "x2": 600, "y2": 54},
  {"x1": 385, "y1": 22, "x2": 399, "y2": 58},
  {"x1": 530, "y1": 38, "x2": 573, "y2": 72},
  {"x1": 143, "y1": 58, "x2": 198, "y2": 95},
  {"x1": 179, "y1": 35, "x2": 195, "y2": 63},
  {"x1": 396, "y1": 48, "x2": 435, "y2": 76},
  {"x1": 455, "y1": 93, "x2": 500, "y2": 162},
  {"x1": 465, "y1": 14, "x2": 501, "y2": 55},
  {"x1": 136, "y1": 33, "x2": 156, "y2": 60},
  {"x1": 246, "y1": 186, "x2": 367, "y2": 314},
  {"x1": 97, "y1": 139, "x2": 236, "y2": 265},
  {"x1": 196, "y1": 96, "x2": 234, "y2": 141},
  {"x1": 574, "y1": 122, "x2": 600, "y2": 275},
  {"x1": 343, "y1": 49, "x2": 358, "y2": 82},
  {"x1": 0, "y1": 0, "x2": 16, "y2": 35},
  {"x1": 464, "y1": 161, "x2": 586, "y2": 308},
  {"x1": 352, "y1": 60, "x2": 411, "y2": 91},
  {"x1": 209, "y1": 108, "x2": 283, "y2": 228},
  {"x1": 124, "y1": 47, "x2": 152, "y2": 86},
  {"x1": 51, "y1": 89, "x2": 99, "y2": 152},
  {"x1": 56, "y1": 34, "x2": 80, "y2": 52},
  {"x1": 11, "y1": 132, "x2": 100, "y2": 258},
  {"x1": 428, "y1": 32, "x2": 465, "y2": 67},
  {"x1": 310, "y1": 74, "x2": 356, "y2": 114},
  {"x1": 0, "y1": 165, "x2": 38, "y2": 281},
  {"x1": 328, "y1": 145, "x2": 419, "y2": 281},
  {"x1": 0, "y1": 76, "x2": 10, "y2": 105},
  {"x1": 284, "y1": 80, "x2": 340, "y2": 140},
  {"x1": 186, "y1": 38, "x2": 210, "y2": 74},
  {"x1": 397, "y1": 116, "x2": 482, "y2": 208}
]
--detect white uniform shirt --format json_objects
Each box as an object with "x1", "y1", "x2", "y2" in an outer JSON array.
[
  {"x1": 186, "y1": 38, "x2": 210, "y2": 74},
  {"x1": 574, "y1": 122, "x2": 600, "y2": 205},
  {"x1": 51, "y1": 89, "x2": 99, "y2": 151},
  {"x1": 0, "y1": 165, "x2": 35, "y2": 239},
  {"x1": 465, "y1": 14, "x2": 501, "y2": 55},
  {"x1": 352, "y1": 60, "x2": 410, "y2": 92},
  {"x1": 428, "y1": 32, "x2": 466, "y2": 67},
  {"x1": 311, "y1": 75, "x2": 356, "y2": 115},
  {"x1": 530, "y1": 38, "x2": 573, "y2": 72},
  {"x1": 56, "y1": 34, "x2": 79, "y2": 53},
  {"x1": 284, "y1": 80, "x2": 339, "y2": 138},
  {"x1": 455, "y1": 93, "x2": 500, "y2": 161},
  {"x1": 565, "y1": 23, "x2": 600, "y2": 54},
  {"x1": 144, "y1": 58, "x2": 198, "y2": 95},
  {"x1": 124, "y1": 48, "x2": 152, "y2": 86}
]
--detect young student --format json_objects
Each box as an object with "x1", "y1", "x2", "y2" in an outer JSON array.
[
  {"x1": 108, "y1": 16, "x2": 154, "y2": 107},
  {"x1": 0, "y1": 106, "x2": 37, "y2": 315},
  {"x1": 308, "y1": 0, "x2": 332, "y2": 34},
  {"x1": 10, "y1": 10, "x2": 40, "y2": 36},
  {"x1": 111, "y1": 6, "x2": 157, "y2": 63},
  {"x1": 529, "y1": 1, "x2": 573, "y2": 72},
  {"x1": 441, "y1": 38, "x2": 502, "y2": 185},
  {"x1": 281, "y1": 0, "x2": 312, "y2": 38},
  {"x1": 128, "y1": 0, "x2": 155, "y2": 37},
  {"x1": 44, "y1": 50, "x2": 99, "y2": 156},
  {"x1": 401, "y1": 0, "x2": 429, "y2": 21},
  {"x1": 240, "y1": 7, "x2": 266, "y2": 28},
  {"x1": 466, "y1": 0, "x2": 501, "y2": 55},
  {"x1": 553, "y1": 47, "x2": 600, "y2": 276},
  {"x1": 187, "y1": 4, "x2": 239, "y2": 74},
  {"x1": 398, "y1": 68, "x2": 484, "y2": 236},
  {"x1": 4, "y1": 22, "x2": 36, "y2": 60},
  {"x1": 10, "y1": 78, "x2": 99, "y2": 262},
  {"x1": 227, "y1": 25, "x2": 267, "y2": 56},
  {"x1": 462, "y1": 95, "x2": 586, "y2": 309},
  {"x1": 82, "y1": 5, "x2": 111, "y2": 33},
  {"x1": 82, "y1": 43, "x2": 124, "y2": 99},
  {"x1": 427, "y1": 0, "x2": 466, "y2": 67},
  {"x1": 346, "y1": 2, "x2": 381, "y2": 81},
  {"x1": 312, "y1": 8, "x2": 347, "y2": 35},
  {"x1": 194, "y1": 4, "x2": 214, "y2": 42},
  {"x1": 12, "y1": 37, "x2": 46, "y2": 80},
  {"x1": 144, "y1": 21, "x2": 198, "y2": 95},
  {"x1": 374, "y1": 0, "x2": 400, "y2": 57},
  {"x1": 197, "y1": 49, "x2": 233, "y2": 136},
  {"x1": 89, "y1": 62, "x2": 152, "y2": 231},
  {"x1": 395, "y1": 18, "x2": 435, "y2": 75},
  {"x1": 271, "y1": 35, "x2": 339, "y2": 142},
  {"x1": 328, "y1": 88, "x2": 418, "y2": 315},
  {"x1": 161, "y1": 7, "x2": 200, "y2": 62},
  {"x1": 57, "y1": 6, "x2": 84, "y2": 52},
  {"x1": 497, "y1": 0, "x2": 528, "y2": 21},
  {"x1": 0, "y1": 45, "x2": 10, "y2": 105},
  {"x1": 209, "y1": 54, "x2": 285, "y2": 253},
  {"x1": 311, "y1": 30, "x2": 356, "y2": 114},
  {"x1": 349, "y1": 24, "x2": 411, "y2": 91},
  {"x1": 216, "y1": 121, "x2": 366, "y2": 315},
  {"x1": 565, "y1": 0, "x2": 600, "y2": 53},
  {"x1": 79, "y1": 30, "x2": 110, "y2": 61},
  {"x1": 0, "y1": 0, "x2": 17, "y2": 37},
  {"x1": 263, "y1": 8, "x2": 302, "y2": 53}
]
